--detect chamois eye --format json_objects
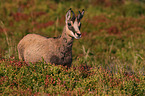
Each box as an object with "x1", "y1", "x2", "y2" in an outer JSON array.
[{"x1": 68, "y1": 23, "x2": 71, "y2": 26}]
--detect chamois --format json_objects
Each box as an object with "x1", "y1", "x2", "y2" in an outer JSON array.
[{"x1": 17, "y1": 8, "x2": 84, "y2": 67}]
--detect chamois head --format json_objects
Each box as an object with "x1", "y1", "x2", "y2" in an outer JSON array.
[{"x1": 65, "y1": 8, "x2": 85, "y2": 39}]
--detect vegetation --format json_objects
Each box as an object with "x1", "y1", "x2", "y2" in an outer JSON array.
[{"x1": 0, "y1": 0, "x2": 145, "y2": 95}]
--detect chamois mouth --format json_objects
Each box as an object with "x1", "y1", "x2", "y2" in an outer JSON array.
[{"x1": 74, "y1": 33, "x2": 81, "y2": 39}]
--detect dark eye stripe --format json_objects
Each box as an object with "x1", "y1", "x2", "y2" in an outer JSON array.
[
  {"x1": 68, "y1": 23, "x2": 71, "y2": 26},
  {"x1": 68, "y1": 26, "x2": 75, "y2": 33}
]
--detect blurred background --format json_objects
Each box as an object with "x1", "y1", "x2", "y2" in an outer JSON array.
[{"x1": 0, "y1": 0, "x2": 145, "y2": 73}]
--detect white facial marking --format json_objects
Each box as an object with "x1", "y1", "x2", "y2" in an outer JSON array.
[{"x1": 73, "y1": 20, "x2": 80, "y2": 32}]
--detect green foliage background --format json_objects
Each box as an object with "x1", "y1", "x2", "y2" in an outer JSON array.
[{"x1": 0, "y1": 0, "x2": 145, "y2": 95}]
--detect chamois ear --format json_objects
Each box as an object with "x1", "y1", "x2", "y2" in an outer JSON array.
[
  {"x1": 77, "y1": 9, "x2": 85, "y2": 21},
  {"x1": 65, "y1": 8, "x2": 71, "y2": 23}
]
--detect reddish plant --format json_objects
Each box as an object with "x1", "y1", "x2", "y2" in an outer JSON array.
[
  {"x1": 89, "y1": 15, "x2": 108, "y2": 26},
  {"x1": 36, "y1": 21, "x2": 54, "y2": 29},
  {"x1": 31, "y1": 12, "x2": 47, "y2": 18},
  {"x1": 107, "y1": 26, "x2": 121, "y2": 35},
  {"x1": 11, "y1": 12, "x2": 30, "y2": 21}
]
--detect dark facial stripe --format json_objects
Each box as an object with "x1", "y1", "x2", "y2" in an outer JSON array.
[
  {"x1": 68, "y1": 20, "x2": 81, "y2": 33},
  {"x1": 68, "y1": 25, "x2": 75, "y2": 33},
  {"x1": 78, "y1": 23, "x2": 81, "y2": 30}
]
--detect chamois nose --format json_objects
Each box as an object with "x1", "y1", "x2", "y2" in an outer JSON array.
[{"x1": 77, "y1": 33, "x2": 81, "y2": 37}]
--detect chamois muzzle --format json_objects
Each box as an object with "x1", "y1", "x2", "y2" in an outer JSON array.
[{"x1": 74, "y1": 32, "x2": 81, "y2": 39}]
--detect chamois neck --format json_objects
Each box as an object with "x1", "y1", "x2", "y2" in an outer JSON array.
[{"x1": 60, "y1": 26, "x2": 74, "y2": 45}]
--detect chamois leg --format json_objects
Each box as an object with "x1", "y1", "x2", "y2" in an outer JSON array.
[{"x1": 17, "y1": 49, "x2": 23, "y2": 61}]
